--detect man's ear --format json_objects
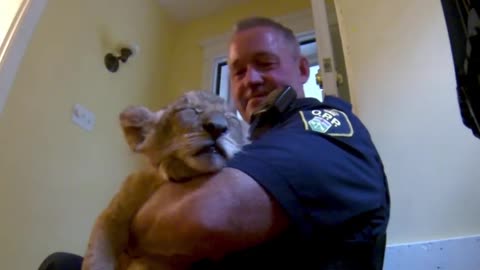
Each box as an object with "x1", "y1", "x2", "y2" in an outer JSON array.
[
  {"x1": 119, "y1": 106, "x2": 164, "y2": 152},
  {"x1": 299, "y1": 56, "x2": 310, "y2": 84}
]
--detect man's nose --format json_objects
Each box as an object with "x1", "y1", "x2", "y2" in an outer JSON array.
[
  {"x1": 244, "y1": 66, "x2": 263, "y2": 84},
  {"x1": 203, "y1": 112, "x2": 228, "y2": 139}
]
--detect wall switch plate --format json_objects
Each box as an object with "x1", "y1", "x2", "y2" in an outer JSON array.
[{"x1": 72, "y1": 104, "x2": 95, "y2": 131}]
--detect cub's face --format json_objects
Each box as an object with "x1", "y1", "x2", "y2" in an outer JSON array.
[{"x1": 120, "y1": 91, "x2": 248, "y2": 182}]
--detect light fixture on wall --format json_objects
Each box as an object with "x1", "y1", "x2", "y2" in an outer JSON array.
[{"x1": 104, "y1": 44, "x2": 139, "y2": 73}]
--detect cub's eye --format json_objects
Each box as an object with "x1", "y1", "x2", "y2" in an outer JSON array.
[
  {"x1": 193, "y1": 108, "x2": 203, "y2": 114},
  {"x1": 176, "y1": 108, "x2": 198, "y2": 122}
]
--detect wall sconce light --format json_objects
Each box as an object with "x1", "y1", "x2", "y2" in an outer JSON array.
[{"x1": 104, "y1": 44, "x2": 139, "y2": 73}]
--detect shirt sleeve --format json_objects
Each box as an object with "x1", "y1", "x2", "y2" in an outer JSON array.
[
  {"x1": 226, "y1": 142, "x2": 315, "y2": 237},
  {"x1": 226, "y1": 115, "x2": 389, "y2": 240}
]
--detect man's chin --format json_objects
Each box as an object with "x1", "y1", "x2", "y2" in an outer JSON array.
[
  {"x1": 245, "y1": 101, "x2": 267, "y2": 121},
  {"x1": 244, "y1": 111, "x2": 255, "y2": 123},
  {"x1": 248, "y1": 97, "x2": 267, "y2": 109}
]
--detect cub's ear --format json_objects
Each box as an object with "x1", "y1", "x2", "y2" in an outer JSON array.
[{"x1": 119, "y1": 106, "x2": 164, "y2": 152}]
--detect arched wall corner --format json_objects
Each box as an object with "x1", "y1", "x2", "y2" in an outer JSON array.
[{"x1": 0, "y1": 0, "x2": 48, "y2": 116}]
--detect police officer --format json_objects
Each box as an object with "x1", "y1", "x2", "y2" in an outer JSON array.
[{"x1": 39, "y1": 16, "x2": 390, "y2": 270}]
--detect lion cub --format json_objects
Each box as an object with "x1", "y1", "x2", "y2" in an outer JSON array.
[{"x1": 82, "y1": 90, "x2": 248, "y2": 270}]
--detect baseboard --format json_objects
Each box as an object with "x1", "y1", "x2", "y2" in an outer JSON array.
[{"x1": 384, "y1": 234, "x2": 480, "y2": 270}]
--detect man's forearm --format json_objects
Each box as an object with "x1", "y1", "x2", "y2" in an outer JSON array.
[{"x1": 131, "y1": 168, "x2": 289, "y2": 261}]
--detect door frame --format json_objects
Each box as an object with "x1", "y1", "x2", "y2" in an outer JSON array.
[{"x1": 311, "y1": 0, "x2": 355, "y2": 108}]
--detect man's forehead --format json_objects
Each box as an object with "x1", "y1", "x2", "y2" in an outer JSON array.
[
  {"x1": 228, "y1": 27, "x2": 288, "y2": 62},
  {"x1": 229, "y1": 26, "x2": 281, "y2": 48}
]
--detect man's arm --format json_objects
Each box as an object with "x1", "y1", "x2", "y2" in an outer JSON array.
[{"x1": 130, "y1": 167, "x2": 290, "y2": 261}]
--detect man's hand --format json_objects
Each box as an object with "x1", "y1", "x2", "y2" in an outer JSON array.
[{"x1": 128, "y1": 167, "x2": 290, "y2": 263}]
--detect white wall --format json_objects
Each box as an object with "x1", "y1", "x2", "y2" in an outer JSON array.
[{"x1": 335, "y1": 0, "x2": 480, "y2": 245}]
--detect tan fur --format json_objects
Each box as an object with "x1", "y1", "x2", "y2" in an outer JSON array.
[{"x1": 82, "y1": 90, "x2": 248, "y2": 270}]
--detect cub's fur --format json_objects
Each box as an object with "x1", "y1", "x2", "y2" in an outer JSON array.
[{"x1": 82, "y1": 90, "x2": 248, "y2": 270}]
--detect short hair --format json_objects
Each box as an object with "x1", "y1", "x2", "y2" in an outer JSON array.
[{"x1": 232, "y1": 16, "x2": 301, "y2": 58}]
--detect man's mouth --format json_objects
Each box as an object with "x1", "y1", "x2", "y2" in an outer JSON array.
[{"x1": 247, "y1": 95, "x2": 268, "y2": 110}]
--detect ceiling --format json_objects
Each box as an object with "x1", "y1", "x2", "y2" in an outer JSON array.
[{"x1": 156, "y1": 0, "x2": 252, "y2": 23}]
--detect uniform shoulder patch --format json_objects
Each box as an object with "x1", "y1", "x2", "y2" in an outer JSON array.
[{"x1": 299, "y1": 109, "x2": 354, "y2": 137}]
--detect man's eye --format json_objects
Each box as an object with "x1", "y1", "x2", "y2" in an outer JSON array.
[
  {"x1": 233, "y1": 68, "x2": 246, "y2": 77},
  {"x1": 257, "y1": 61, "x2": 274, "y2": 69}
]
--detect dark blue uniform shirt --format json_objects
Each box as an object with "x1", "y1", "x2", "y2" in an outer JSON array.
[{"x1": 194, "y1": 96, "x2": 390, "y2": 269}]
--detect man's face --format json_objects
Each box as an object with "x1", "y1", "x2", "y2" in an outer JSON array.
[{"x1": 228, "y1": 26, "x2": 310, "y2": 122}]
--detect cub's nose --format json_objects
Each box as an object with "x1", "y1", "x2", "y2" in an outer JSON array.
[{"x1": 203, "y1": 112, "x2": 228, "y2": 139}]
